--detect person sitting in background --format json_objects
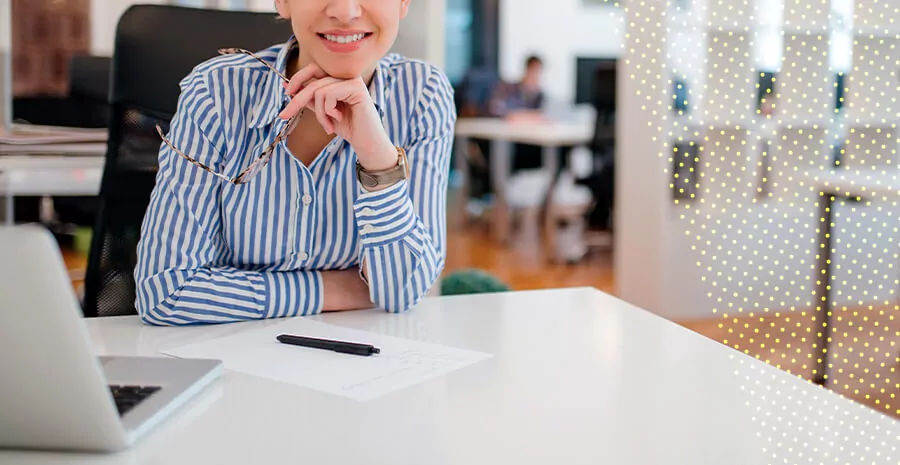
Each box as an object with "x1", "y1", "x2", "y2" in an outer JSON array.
[
  {"x1": 134, "y1": 0, "x2": 456, "y2": 325},
  {"x1": 488, "y1": 55, "x2": 546, "y2": 123},
  {"x1": 489, "y1": 54, "x2": 549, "y2": 173}
]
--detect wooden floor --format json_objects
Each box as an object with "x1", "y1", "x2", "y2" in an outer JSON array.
[
  {"x1": 682, "y1": 305, "x2": 900, "y2": 419},
  {"x1": 444, "y1": 222, "x2": 615, "y2": 294},
  {"x1": 59, "y1": 221, "x2": 900, "y2": 419},
  {"x1": 62, "y1": 247, "x2": 87, "y2": 297}
]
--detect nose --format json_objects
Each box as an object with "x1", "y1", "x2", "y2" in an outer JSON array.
[{"x1": 325, "y1": 0, "x2": 362, "y2": 24}]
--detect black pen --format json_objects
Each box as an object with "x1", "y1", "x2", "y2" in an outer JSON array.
[{"x1": 276, "y1": 334, "x2": 381, "y2": 356}]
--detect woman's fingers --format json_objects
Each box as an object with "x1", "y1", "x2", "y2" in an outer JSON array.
[
  {"x1": 314, "y1": 90, "x2": 334, "y2": 134},
  {"x1": 281, "y1": 77, "x2": 366, "y2": 132},
  {"x1": 323, "y1": 89, "x2": 343, "y2": 122},
  {"x1": 279, "y1": 77, "x2": 338, "y2": 120},
  {"x1": 284, "y1": 62, "x2": 327, "y2": 95}
]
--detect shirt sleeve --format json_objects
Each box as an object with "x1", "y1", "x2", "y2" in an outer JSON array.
[
  {"x1": 353, "y1": 66, "x2": 457, "y2": 313},
  {"x1": 134, "y1": 71, "x2": 324, "y2": 326}
]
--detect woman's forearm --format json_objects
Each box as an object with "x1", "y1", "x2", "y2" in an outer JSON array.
[{"x1": 321, "y1": 268, "x2": 373, "y2": 312}]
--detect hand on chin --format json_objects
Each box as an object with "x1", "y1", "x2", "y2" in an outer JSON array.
[{"x1": 279, "y1": 62, "x2": 394, "y2": 171}]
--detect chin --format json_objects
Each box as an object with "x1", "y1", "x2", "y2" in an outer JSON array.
[
  {"x1": 322, "y1": 65, "x2": 365, "y2": 80},
  {"x1": 317, "y1": 58, "x2": 370, "y2": 80}
]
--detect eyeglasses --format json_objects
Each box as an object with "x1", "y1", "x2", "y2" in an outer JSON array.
[{"x1": 155, "y1": 48, "x2": 303, "y2": 185}]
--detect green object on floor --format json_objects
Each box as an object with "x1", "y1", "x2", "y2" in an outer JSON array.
[
  {"x1": 440, "y1": 269, "x2": 510, "y2": 296},
  {"x1": 74, "y1": 227, "x2": 93, "y2": 256}
]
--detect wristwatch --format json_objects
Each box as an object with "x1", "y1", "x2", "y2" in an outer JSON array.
[{"x1": 356, "y1": 146, "x2": 409, "y2": 191}]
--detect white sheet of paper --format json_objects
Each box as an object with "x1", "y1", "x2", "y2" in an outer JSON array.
[{"x1": 161, "y1": 318, "x2": 492, "y2": 402}]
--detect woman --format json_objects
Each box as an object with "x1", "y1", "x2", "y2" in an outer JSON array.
[{"x1": 134, "y1": 0, "x2": 456, "y2": 325}]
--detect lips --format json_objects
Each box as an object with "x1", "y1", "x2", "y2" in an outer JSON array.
[
  {"x1": 321, "y1": 33, "x2": 369, "y2": 44},
  {"x1": 316, "y1": 31, "x2": 373, "y2": 53}
]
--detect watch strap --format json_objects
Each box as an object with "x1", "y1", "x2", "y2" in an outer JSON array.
[{"x1": 356, "y1": 146, "x2": 408, "y2": 191}]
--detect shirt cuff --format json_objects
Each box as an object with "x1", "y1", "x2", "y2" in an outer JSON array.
[
  {"x1": 354, "y1": 180, "x2": 416, "y2": 247},
  {"x1": 261, "y1": 270, "x2": 324, "y2": 319}
]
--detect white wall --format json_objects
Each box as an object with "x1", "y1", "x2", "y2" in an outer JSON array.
[
  {"x1": 615, "y1": 0, "x2": 670, "y2": 316},
  {"x1": 499, "y1": 0, "x2": 625, "y2": 104},
  {"x1": 390, "y1": 0, "x2": 447, "y2": 67}
]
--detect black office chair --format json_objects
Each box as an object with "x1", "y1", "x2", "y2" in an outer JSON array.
[
  {"x1": 68, "y1": 55, "x2": 113, "y2": 128},
  {"x1": 454, "y1": 67, "x2": 505, "y2": 201},
  {"x1": 576, "y1": 62, "x2": 616, "y2": 230},
  {"x1": 81, "y1": 5, "x2": 292, "y2": 317},
  {"x1": 11, "y1": 55, "x2": 111, "y2": 129}
]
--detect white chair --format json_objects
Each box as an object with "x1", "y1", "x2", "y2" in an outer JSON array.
[
  {"x1": 505, "y1": 169, "x2": 553, "y2": 244},
  {"x1": 543, "y1": 147, "x2": 600, "y2": 263}
]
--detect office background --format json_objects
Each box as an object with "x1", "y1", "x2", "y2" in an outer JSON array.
[{"x1": 4, "y1": 0, "x2": 900, "y2": 422}]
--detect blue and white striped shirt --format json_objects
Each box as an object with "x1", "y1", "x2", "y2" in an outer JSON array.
[{"x1": 134, "y1": 37, "x2": 456, "y2": 325}]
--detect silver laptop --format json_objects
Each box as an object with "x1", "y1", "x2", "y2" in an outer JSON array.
[{"x1": 0, "y1": 224, "x2": 223, "y2": 452}]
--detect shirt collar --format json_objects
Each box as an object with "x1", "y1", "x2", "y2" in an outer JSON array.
[
  {"x1": 248, "y1": 36, "x2": 392, "y2": 129},
  {"x1": 247, "y1": 36, "x2": 297, "y2": 129},
  {"x1": 369, "y1": 58, "x2": 391, "y2": 122}
]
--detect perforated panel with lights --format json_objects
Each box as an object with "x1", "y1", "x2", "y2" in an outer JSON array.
[{"x1": 642, "y1": 0, "x2": 900, "y2": 418}]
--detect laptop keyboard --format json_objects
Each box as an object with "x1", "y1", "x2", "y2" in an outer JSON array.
[{"x1": 108, "y1": 385, "x2": 162, "y2": 416}]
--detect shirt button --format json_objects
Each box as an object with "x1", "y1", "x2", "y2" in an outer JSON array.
[
  {"x1": 301, "y1": 194, "x2": 312, "y2": 206},
  {"x1": 362, "y1": 224, "x2": 375, "y2": 234},
  {"x1": 360, "y1": 207, "x2": 375, "y2": 215},
  {"x1": 298, "y1": 251, "x2": 308, "y2": 260}
]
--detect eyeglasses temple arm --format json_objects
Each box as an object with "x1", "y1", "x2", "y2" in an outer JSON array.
[{"x1": 218, "y1": 48, "x2": 289, "y2": 83}]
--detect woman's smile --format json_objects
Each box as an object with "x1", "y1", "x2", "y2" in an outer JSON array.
[{"x1": 317, "y1": 29, "x2": 374, "y2": 53}]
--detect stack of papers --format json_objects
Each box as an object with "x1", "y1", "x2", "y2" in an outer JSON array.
[
  {"x1": 161, "y1": 318, "x2": 492, "y2": 402},
  {"x1": 0, "y1": 124, "x2": 108, "y2": 145}
]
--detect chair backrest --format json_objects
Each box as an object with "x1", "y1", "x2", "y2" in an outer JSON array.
[
  {"x1": 457, "y1": 67, "x2": 499, "y2": 117},
  {"x1": 82, "y1": 5, "x2": 292, "y2": 317},
  {"x1": 69, "y1": 55, "x2": 112, "y2": 103},
  {"x1": 68, "y1": 55, "x2": 112, "y2": 128}
]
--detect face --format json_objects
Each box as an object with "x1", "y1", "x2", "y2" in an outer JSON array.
[
  {"x1": 523, "y1": 62, "x2": 542, "y2": 88},
  {"x1": 275, "y1": 0, "x2": 411, "y2": 80}
]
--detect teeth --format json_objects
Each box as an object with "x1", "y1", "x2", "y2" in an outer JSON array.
[{"x1": 324, "y1": 33, "x2": 366, "y2": 44}]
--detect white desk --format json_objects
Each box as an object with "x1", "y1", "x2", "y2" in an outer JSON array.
[
  {"x1": 2, "y1": 287, "x2": 898, "y2": 464},
  {"x1": 455, "y1": 118, "x2": 595, "y2": 147},
  {"x1": 801, "y1": 168, "x2": 900, "y2": 385},
  {"x1": 454, "y1": 117, "x2": 593, "y2": 243},
  {"x1": 0, "y1": 146, "x2": 106, "y2": 225}
]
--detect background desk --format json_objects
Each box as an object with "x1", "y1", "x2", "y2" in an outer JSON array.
[
  {"x1": 454, "y1": 118, "x2": 593, "y2": 243},
  {"x1": 802, "y1": 168, "x2": 900, "y2": 385},
  {"x1": 0, "y1": 146, "x2": 105, "y2": 225},
  {"x1": 2, "y1": 287, "x2": 898, "y2": 464}
]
